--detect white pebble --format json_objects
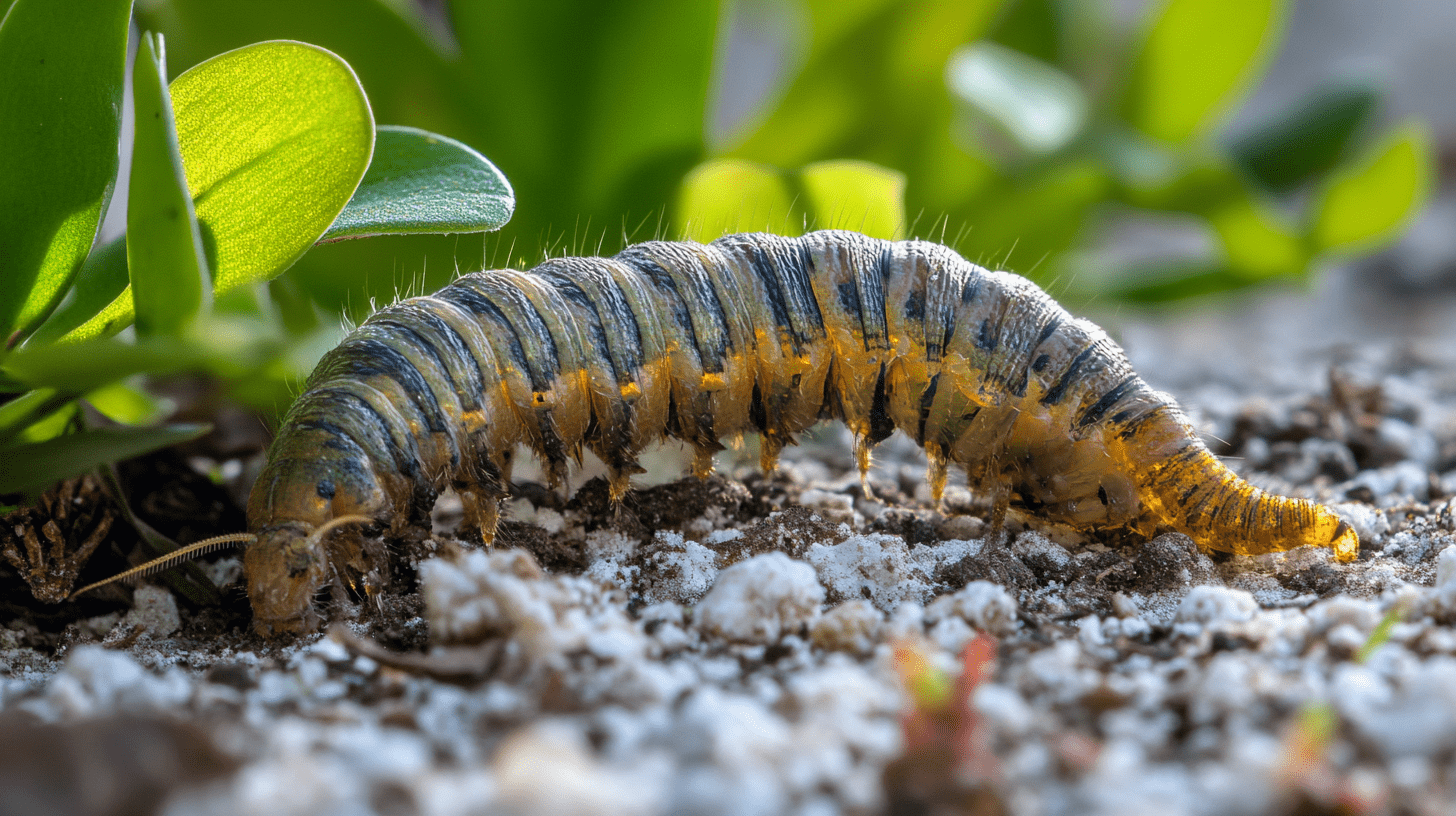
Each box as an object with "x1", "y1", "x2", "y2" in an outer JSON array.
[
  {"x1": 1175, "y1": 586, "x2": 1258, "y2": 625},
  {"x1": 118, "y1": 584, "x2": 180, "y2": 637},
  {"x1": 925, "y1": 580, "x2": 1018, "y2": 635},
  {"x1": 810, "y1": 600, "x2": 883, "y2": 654},
  {"x1": 695, "y1": 553, "x2": 825, "y2": 644},
  {"x1": 806, "y1": 533, "x2": 931, "y2": 611}
]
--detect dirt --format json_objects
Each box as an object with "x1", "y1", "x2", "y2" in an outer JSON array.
[{"x1": 5, "y1": 275, "x2": 1456, "y2": 815}]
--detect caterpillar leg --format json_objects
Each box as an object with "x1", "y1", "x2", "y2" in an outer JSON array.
[
  {"x1": 985, "y1": 487, "x2": 1012, "y2": 547},
  {"x1": 459, "y1": 488, "x2": 502, "y2": 545}
]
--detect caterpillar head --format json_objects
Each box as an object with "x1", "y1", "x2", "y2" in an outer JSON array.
[{"x1": 244, "y1": 523, "x2": 327, "y2": 635}]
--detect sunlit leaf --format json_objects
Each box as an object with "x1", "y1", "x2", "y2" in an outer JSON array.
[
  {"x1": 947, "y1": 42, "x2": 1087, "y2": 156},
  {"x1": 25, "y1": 236, "x2": 129, "y2": 345},
  {"x1": 323, "y1": 126, "x2": 514, "y2": 241},
  {"x1": 0, "y1": 424, "x2": 210, "y2": 495},
  {"x1": 135, "y1": 0, "x2": 473, "y2": 315},
  {"x1": 172, "y1": 40, "x2": 374, "y2": 294},
  {"x1": 799, "y1": 160, "x2": 905, "y2": 239},
  {"x1": 677, "y1": 159, "x2": 800, "y2": 242},
  {"x1": 86, "y1": 380, "x2": 172, "y2": 426},
  {"x1": 1124, "y1": 0, "x2": 1286, "y2": 143},
  {"x1": 1312, "y1": 123, "x2": 1432, "y2": 253},
  {"x1": 1209, "y1": 196, "x2": 1304, "y2": 280},
  {"x1": 0, "y1": 0, "x2": 132, "y2": 343},
  {"x1": 128, "y1": 32, "x2": 209, "y2": 337}
]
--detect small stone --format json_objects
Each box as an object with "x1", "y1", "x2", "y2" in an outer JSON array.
[
  {"x1": 810, "y1": 600, "x2": 883, "y2": 655},
  {"x1": 695, "y1": 552, "x2": 824, "y2": 644},
  {"x1": 117, "y1": 585, "x2": 180, "y2": 638},
  {"x1": 1175, "y1": 586, "x2": 1258, "y2": 625}
]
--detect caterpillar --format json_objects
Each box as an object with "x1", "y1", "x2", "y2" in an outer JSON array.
[{"x1": 242, "y1": 230, "x2": 1357, "y2": 634}]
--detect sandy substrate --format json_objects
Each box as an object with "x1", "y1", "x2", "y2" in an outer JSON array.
[{"x1": 4, "y1": 269, "x2": 1456, "y2": 816}]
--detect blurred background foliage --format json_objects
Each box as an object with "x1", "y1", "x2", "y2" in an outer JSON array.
[
  {"x1": 136, "y1": 0, "x2": 1432, "y2": 316},
  {"x1": 0, "y1": 0, "x2": 1440, "y2": 501}
]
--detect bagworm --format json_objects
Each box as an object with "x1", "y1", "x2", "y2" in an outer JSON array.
[{"x1": 244, "y1": 231, "x2": 1358, "y2": 633}]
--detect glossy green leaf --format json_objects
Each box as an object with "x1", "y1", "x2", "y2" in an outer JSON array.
[
  {"x1": 799, "y1": 160, "x2": 906, "y2": 239},
  {"x1": 128, "y1": 32, "x2": 209, "y2": 337},
  {"x1": 322, "y1": 126, "x2": 514, "y2": 241},
  {"x1": 1231, "y1": 82, "x2": 1379, "y2": 193},
  {"x1": 0, "y1": 0, "x2": 132, "y2": 343},
  {"x1": 0, "y1": 424, "x2": 209, "y2": 495},
  {"x1": 171, "y1": 40, "x2": 375, "y2": 294},
  {"x1": 1312, "y1": 123, "x2": 1432, "y2": 253},
  {"x1": 135, "y1": 0, "x2": 478, "y2": 315},
  {"x1": 1124, "y1": 0, "x2": 1286, "y2": 143},
  {"x1": 677, "y1": 159, "x2": 800, "y2": 242},
  {"x1": 946, "y1": 42, "x2": 1087, "y2": 156}
]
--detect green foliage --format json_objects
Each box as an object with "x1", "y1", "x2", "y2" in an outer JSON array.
[
  {"x1": 0, "y1": 10, "x2": 514, "y2": 497},
  {"x1": 127, "y1": 32, "x2": 208, "y2": 338},
  {"x1": 709, "y1": 0, "x2": 1431, "y2": 300},
  {"x1": 135, "y1": 0, "x2": 717, "y2": 313},
  {"x1": 0, "y1": 0, "x2": 132, "y2": 343},
  {"x1": 678, "y1": 159, "x2": 905, "y2": 241},
  {"x1": 1, "y1": 0, "x2": 1437, "y2": 500},
  {"x1": 323, "y1": 126, "x2": 515, "y2": 240},
  {"x1": 1122, "y1": 0, "x2": 1285, "y2": 143}
]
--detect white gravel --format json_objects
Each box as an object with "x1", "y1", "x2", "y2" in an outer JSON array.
[{"x1": 7, "y1": 273, "x2": 1456, "y2": 815}]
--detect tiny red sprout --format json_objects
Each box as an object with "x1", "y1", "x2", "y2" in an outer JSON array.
[
  {"x1": 1277, "y1": 701, "x2": 1389, "y2": 814},
  {"x1": 885, "y1": 634, "x2": 1005, "y2": 813}
]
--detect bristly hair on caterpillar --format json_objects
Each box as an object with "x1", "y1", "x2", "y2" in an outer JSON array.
[{"x1": 92, "y1": 231, "x2": 1360, "y2": 634}]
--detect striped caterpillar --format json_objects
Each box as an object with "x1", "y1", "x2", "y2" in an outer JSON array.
[{"x1": 243, "y1": 230, "x2": 1357, "y2": 634}]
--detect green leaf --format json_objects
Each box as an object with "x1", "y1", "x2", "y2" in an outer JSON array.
[
  {"x1": 1231, "y1": 82, "x2": 1379, "y2": 193},
  {"x1": 128, "y1": 32, "x2": 210, "y2": 337},
  {"x1": 676, "y1": 159, "x2": 801, "y2": 243},
  {"x1": 676, "y1": 158, "x2": 908, "y2": 243},
  {"x1": 14, "y1": 399, "x2": 80, "y2": 445},
  {"x1": 172, "y1": 40, "x2": 374, "y2": 294},
  {"x1": 0, "y1": 388, "x2": 73, "y2": 447},
  {"x1": 25, "y1": 236, "x2": 130, "y2": 345},
  {"x1": 322, "y1": 125, "x2": 514, "y2": 241},
  {"x1": 3, "y1": 336, "x2": 205, "y2": 394},
  {"x1": 135, "y1": 0, "x2": 477, "y2": 316},
  {"x1": 1107, "y1": 262, "x2": 1252, "y2": 303},
  {"x1": 799, "y1": 160, "x2": 906, "y2": 239},
  {"x1": 0, "y1": 0, "x2": 132, "y2": 343},
  {"x1": 1209, "y1": 195, "x2": 1305, "y2": 280},
  {"x1": 1124, "y1": 0, "x2": 1286, "y2": 143},
  {"x1": 0, "y1": 424, "x2": 209, "y2": 495},
  {"x1": 86, "y1": 380, "x2": 172, "y2": 426},
  {"x1": 450, "y1": 0, "x2": 719, "y2": 258},
  {"x1": 946, "y1": 42, "x2": 1088, "y2": 156},
  {"x1": 1312, "y1": 123, "x2": 1432, "y2": 253},
  {"x1": 733, "y1": 0, "x2": 1004, "y2": 168}
]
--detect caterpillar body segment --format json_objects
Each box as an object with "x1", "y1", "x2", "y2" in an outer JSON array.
[{"x1": 245, "y1": 230, "x2": 1357, "y2": 633}]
